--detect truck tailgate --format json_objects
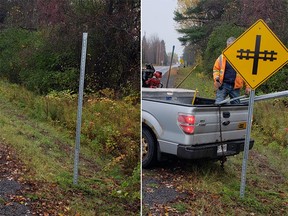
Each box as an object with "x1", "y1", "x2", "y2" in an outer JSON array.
[{"x1": 192, "y1": 105, "x2": 248, "y2": 144}]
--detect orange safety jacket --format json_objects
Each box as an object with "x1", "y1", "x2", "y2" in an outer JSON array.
[{"x1": 213, "y1": 54, "x2": 244, "y2": 89}]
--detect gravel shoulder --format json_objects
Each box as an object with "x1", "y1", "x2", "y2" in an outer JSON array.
[
  {"x1": 0, "y1": 143, "x2": 31, "y2": 216},
  {"x1": 142, "y1": 160, "x2": 195, "y2": 215}
]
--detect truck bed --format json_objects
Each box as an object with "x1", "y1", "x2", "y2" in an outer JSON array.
[{"x1": 142, "y1": 87, "x2": 246, "y2": 106}]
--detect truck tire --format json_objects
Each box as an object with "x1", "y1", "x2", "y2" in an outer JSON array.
[{"x1": 142, "y1": 127, "x2": 157, "y2": 168}]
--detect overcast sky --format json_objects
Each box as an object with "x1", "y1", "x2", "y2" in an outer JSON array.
[{"x1": 141, "y1": 0, "x2": 184, "y2": 57}]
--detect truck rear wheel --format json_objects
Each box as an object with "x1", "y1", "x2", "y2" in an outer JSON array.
[{"x1": 142, "y1": 127, "x2": 157, "y2": 168}]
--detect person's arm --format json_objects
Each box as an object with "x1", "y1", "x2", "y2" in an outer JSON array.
[
  {"x1": 213, "y1": 56, "x2": 221, "y2": 89},
  {"x1": 245, "y1": 83, "x2": 251, "y2": 95}
]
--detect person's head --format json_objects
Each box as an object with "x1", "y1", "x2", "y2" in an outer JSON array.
[{"x1": 226, "y1": 37, "x2": 236, "y2": 47}]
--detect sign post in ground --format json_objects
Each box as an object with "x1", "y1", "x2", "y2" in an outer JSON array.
[
  {"x1": 73, "y1": 32, "x2": 88, "y2": 185},
  {"x1": 223, "y1": 19, "x2": 288, "y2": 198}
]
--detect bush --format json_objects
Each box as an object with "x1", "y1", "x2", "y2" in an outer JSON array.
[
  {"x1": 203, "y1": 23, "x2": 244, "y2": 74},
  {"x1": 0, "y1": 28, "x2": 38, "y2": 83},
  {"x1": 253, "y1": 99, "x2": 288, "y2": 148},
  {"x1": 80, "y1": 95, "x2": 140, "y2": 173},
  {"x1": 0, "y1": 80, "x2": 140, "y2": 174},
  {"x1": 0, "y1": 27, "x2": 80, "y2": 94},
  {"x1": 20, "y1": 68, "x2": 79, "y2": 94},
  {"x1": 258, "y1": 67, "x2": 288, "y2": 93}
]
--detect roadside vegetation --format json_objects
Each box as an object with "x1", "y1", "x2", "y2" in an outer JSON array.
[
  {"x1": 0, "y1": 80, "x2": 140, "y2": 215},
  {"x1": 152, "y1": 66, "x2": 288, "y2": 215},
  {"x1": 0, "y1": 1, "x2": 140, "y2": 94}
]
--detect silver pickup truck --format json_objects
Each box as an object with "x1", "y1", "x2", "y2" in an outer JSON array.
[{"x1": 142, "y1": 88, "x2": 254, "y2": 168}]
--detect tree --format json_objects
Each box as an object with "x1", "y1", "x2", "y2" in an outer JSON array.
[
  {"x1": 237, "y1": 0, "x2": 288, "y2": 43},
  {"x1": 175, "y1": 0, "x2": 288, "y2": 91},
  {"x1": 142, "y1": 34, "x2": 149, "y2": 64},
  {"x1": 176, "y1": 0, "x2": 200, "y2": 13},
  {"x1": 87, "y1": 0, "x2": 140, "y2": 92},
  {"x1": 0, "y1": 0, "x2": 141, "y2": 95},
  {"x1": 182, "y1": 44, "x2": 198, "y2": 66},
  {"x1": 0, "y1": 6, "x2": 7, "y2": 24},
  {"x1": 36, "y1": 0, "x2": 69, "y2": 26},
  {"x1": 175, "y1": 0, "x2": 288, "y2": 49},
  {"x1": 203, "y1": 23, "x2": 244, "y2": 74},
  {"x1": 141, "y1": 34, "x2": 168, "y2": 65},
  {"x1": 167, "y1": 52, "x2": 179, "y2": 65},
  {"x1": 1, "y1": 0, "x2": 38, "y2": 30},
  {"x1": 174, "y1": 0, "x2": 229, "y2": 48}
]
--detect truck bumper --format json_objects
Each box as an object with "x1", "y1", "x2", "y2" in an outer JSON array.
[{"x1": 177, "y1": 139, "x2": 254, "y2": 160}]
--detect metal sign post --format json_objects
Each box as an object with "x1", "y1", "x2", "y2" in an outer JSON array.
[
  {"x1": 73, "y1": 32, "x2": 88, "y2": 185},
  {"x1": 165, "y1": 45, "x2": 175, "y2": 88},
  {"x1": 240, "y1": 90, "x2": 255, "y2": 198}
]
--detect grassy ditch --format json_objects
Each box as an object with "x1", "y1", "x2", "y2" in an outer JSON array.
[
  {"x1": 0, "y1": 80, "x2": 140, "y2": 215},
  {"x1": 167, "y1": 65, "x2": 288, "y2": 215}
]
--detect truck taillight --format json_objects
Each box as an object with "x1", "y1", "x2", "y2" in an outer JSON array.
[{"x1": 178, "y1": 114, "x2": 195, "y2": 134}]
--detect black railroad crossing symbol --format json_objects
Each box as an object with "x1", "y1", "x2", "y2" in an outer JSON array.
[{"x1": 236, "y1": 35, "x2": 278, "y2": 75}]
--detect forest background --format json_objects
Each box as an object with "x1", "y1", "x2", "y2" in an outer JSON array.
[{"x1": 0, "y1": 0, "x2": 140, "y2": 94}]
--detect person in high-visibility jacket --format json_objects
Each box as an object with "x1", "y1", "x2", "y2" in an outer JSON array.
[{"x1": 213, "y1": 37, "x2": 250, "y2": 104}]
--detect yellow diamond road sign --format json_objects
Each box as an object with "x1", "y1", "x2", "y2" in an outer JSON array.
[{"x1": 223, "y1": 19, "x2": 288, "y2": 89}]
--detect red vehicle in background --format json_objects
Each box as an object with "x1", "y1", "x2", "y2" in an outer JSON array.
[{"x1": 142, "y1": 63, "x2": 163, "y2": 88}]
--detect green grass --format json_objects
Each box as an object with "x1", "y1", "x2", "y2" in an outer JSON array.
[
  {"x1": 0, "y1": 197, "x2": 5, "y2": 205},
  {"x1": 174, "y1": 65, "x2": 215, "y2": 98},
  {"x1": 171, "y1": 202, "x2": 190, "y2": 214},
  {"x1": 0, "y1": 79, "x2": 140, "y2": 215}
]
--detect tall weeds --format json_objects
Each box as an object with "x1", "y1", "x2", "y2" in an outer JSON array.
[
  {"x1": 0, "y1": 80, "x2": 140, "y2": 174},
  {"x1": 253, "y1": 99, "x2": 288, "y2": 148}
]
